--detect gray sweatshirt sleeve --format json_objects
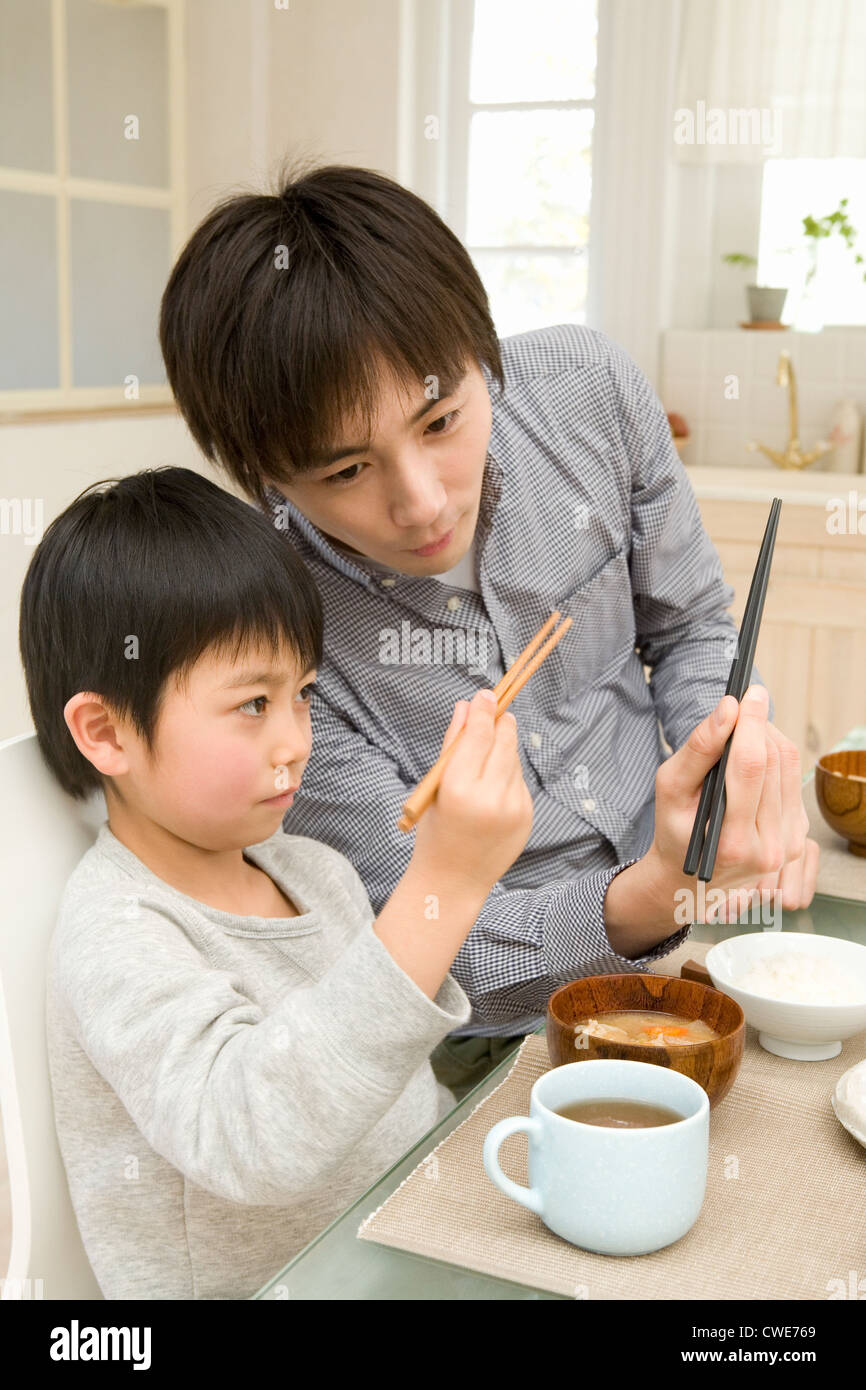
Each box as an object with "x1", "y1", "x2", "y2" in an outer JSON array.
[{"x1": 51, "y1": 882, "x2": 471, "y2": 1208}]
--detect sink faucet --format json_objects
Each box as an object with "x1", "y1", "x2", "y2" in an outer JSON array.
[{"x1": 746, "y1": 349, "x2": 834, "y2": 469}]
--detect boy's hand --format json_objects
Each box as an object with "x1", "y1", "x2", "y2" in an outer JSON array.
[
  {"x1": 373, "y1": 690, "x2": 534, "y2": 999},
  {"x1": 411, "y1": 689, "x2": 534, "y2": 896}
]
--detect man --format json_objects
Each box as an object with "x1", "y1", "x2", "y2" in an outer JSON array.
[{"x1": 159, "y1": 161, "x2": 817, "y2": 1094}]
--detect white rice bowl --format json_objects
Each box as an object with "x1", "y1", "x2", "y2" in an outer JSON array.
[{"x1": 705, "y1": 932, "x2": 866, "y2": 1061}]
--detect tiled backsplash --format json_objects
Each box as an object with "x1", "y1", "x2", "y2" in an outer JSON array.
[{"x1": 660, "y1": 329, "x2": 866, "y2": 471}]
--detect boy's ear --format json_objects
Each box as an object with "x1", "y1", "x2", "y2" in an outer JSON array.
[{"x1": 63, "y1": 692, "x2": 130, "y2": 778}]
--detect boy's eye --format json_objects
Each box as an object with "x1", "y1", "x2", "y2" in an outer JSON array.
[
  {"x1": 239, "y1": 695, "x2": 269, "y2": 717},
  {"x1": 238, "y1": 683, "x2": 315, "y2": 716}
]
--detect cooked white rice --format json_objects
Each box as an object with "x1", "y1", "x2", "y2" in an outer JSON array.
[{"x1": 734, "y1": 951, "x2": 865, "y2": 1004}]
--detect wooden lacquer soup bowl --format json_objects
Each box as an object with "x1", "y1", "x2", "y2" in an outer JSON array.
[
  {"x1": 546, "y1": 973, "x2": 746, "y2": 1110},
  {"x1": 814, "y1": 750, "x2": 866, "y2": 856}
]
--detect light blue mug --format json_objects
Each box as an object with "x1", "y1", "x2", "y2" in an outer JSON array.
[{"x1": 483, "y1": 1059, "x2": 709, "y2": 1255}]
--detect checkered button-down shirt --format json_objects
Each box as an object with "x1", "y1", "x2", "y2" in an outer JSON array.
[{"x1": 262, "y1": 323, "x2": 766, "y2": 1037}]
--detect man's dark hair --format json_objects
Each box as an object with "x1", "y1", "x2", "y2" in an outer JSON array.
[
  {"x1": 19, "y1": 466, "x2": 323, "y2": 802},
  {"x1": 159, "y1": 159, "x2": 505, "y2": 507}
]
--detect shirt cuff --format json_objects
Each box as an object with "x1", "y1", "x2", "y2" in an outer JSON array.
[{"x1": 545, "y1": 858, "x2": 693, "y2": 975}]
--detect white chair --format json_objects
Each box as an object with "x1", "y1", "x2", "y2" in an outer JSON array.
[{"x1": 0, "y1": 731, "x2": 105, "y2": 1299}]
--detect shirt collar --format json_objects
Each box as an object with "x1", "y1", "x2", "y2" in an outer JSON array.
[{"x1": 263, "y1": 483, "x2": 379, "y2": 588}]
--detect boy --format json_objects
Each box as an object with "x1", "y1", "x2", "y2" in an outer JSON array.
[
  {"x1": 21, "y1": 466, "x2": 532, "y2": 1299},
  {"x1": 158, "y1": 162, "x2": 818, "y2": 1091}
]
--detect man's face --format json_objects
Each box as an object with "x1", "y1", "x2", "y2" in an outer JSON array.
[{"x1": 274, "y1": 357, "x2": 493, "y2": 574}]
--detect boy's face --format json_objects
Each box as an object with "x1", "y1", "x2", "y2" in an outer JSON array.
[
  {"x1": 70, "y1": 642, "x2": 317, "y2": 851},
  {"x1": 273, "y1": 357, "x2": 493, "y2": 574}
]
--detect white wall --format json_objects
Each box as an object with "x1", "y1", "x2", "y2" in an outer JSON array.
[
  {"x1": 266, "y1": 0, "x2": 403, "y2": 178},
  {"x1": 0, "y1": 416, "x2": 219, "y2": 741}
]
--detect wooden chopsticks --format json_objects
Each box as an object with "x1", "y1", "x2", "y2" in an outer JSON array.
[
  {"x1": 396, "y1": 611, "x2": 573, "y2": 833},
  {"x1": 683, "y1": 497, "x2": 782, "y2": 882}
]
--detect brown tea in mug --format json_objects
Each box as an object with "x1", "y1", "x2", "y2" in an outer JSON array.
[{"x1": 554, "y1": 1097, "x2": 684, "y2": 1128}]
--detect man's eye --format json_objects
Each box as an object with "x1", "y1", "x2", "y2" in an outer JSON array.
[
  {"x1": 324, "y1": 462, "x2": 364, "y2": 486},
  {"x1": 425, "y1": 407, "x2": 462, "y2": 435},
  {"x1": 239, "y1": 695, "x2": 269, "y2": 717},
  {"x1": 320, "y1": 409, "x2": 462, "y2": 485}
]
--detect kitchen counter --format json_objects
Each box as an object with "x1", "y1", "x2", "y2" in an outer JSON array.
[
  {"x1": 680, "y1": 466, "x2": 866, "y2": 770},
  {"x1": 683, "y1": 464, "x2": 864, "y2": 506}
]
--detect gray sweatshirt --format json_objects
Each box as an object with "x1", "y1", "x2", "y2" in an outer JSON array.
[{"x1": 46, "y1": 823, "x2": 472, "y2": 1299}]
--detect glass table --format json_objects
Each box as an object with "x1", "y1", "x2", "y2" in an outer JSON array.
[{"x1": 252, "y1": 890, "x2": 866, "y2": 1300}]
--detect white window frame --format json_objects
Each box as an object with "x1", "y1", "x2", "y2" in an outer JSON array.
[
  {"x1": 400, "y1": 0, "x2": 603, "y2": 338},
  {"x1": 449, "y1": 2, "x2": 596, "y2": 275},
  {"x1": 0, "y1": 0, "x2": 186, "y2": 420}
]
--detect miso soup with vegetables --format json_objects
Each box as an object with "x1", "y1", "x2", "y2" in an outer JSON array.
[{"x1": 574, "y1": 1011, "x2": 720, "y2": 1048}]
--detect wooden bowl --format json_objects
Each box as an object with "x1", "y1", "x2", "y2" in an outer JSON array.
[
  {"x1": 546, "y1": 973, "x2": 746, "y2": 1109},
  {"x1": 814, "y1": 751, "x2": 866, "y2": 857}
]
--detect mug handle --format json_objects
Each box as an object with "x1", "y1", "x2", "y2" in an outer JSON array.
[{"x1": 482, "y1": 1116, "x2": 543, "y2": 1216}]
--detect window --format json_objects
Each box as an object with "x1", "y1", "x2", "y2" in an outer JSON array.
[
  {"x1": 0, "y1": 0, "x2": 186, "y2": 416},
  {"x1": 758, "y1": 158, "x2": 866, "y2": 327},
  {"x1": 461, "y1": 0, "x2": 597, "y2": 338}
]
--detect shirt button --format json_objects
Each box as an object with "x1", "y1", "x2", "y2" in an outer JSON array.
[
  {"x1": 583, "y1": 797, "x2": 596, "y2": 811},
  {"x1": 530, "y1": 732, "x2": 542, "y2": 749},
  {"x1": 446, "y1": 595, "x2": 460, "y2": 611},
  {"x1": 380, "y1": 577, "x2": 396, "y2": 587}
]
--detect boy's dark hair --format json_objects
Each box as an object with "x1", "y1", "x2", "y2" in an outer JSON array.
[
  {"x1": 159, "y1": 160, "x2": 505, "y2": 508},
  {"x1": 19, "y1": 467, "x2": 323, "y2": 802}
]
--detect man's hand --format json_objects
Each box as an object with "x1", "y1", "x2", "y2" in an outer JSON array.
[
  {"x1": 605, "y1": 686, "x2": 821, "y2": 954},
  {"x1": 649, "y1": 686, "x2": 819, "y2": 922},
  {"x1": 709, "y1": 719, "x2": 819, "y2": 922}
]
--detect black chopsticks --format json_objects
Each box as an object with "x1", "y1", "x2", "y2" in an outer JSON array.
[{"x1": 683, "y1": 497, "x2": 782, "y2": 883}]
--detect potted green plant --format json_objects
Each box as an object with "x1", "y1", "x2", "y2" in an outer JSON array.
[
  {"x1": 802, "y1": 199, "x2": 866, "y2": 285},
  {"x1": 722, "y1": 252, "x2": 788, "y2": 324},
  {"x1": 795, "y1": 198, "x2": 866, "y2": 330}
]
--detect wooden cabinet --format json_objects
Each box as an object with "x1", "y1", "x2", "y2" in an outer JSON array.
[{"x1": 685, "y1": 467, "x2": 866, "y2": 772}]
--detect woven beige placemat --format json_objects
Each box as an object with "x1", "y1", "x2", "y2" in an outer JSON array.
[
  {"x1": 358, "y1": 942, "x2": 866, "y2": 1299},
  {"x1": 803, "y1": 773, "x2": 866, "y2": 904}
]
